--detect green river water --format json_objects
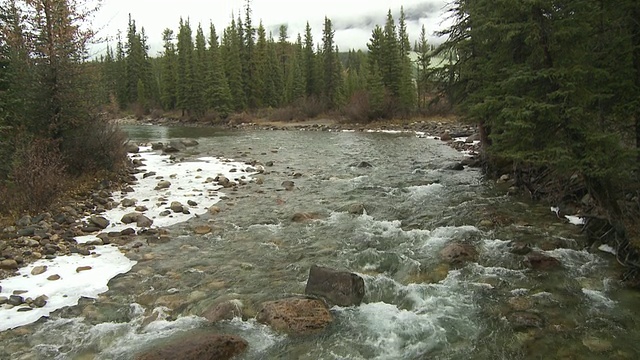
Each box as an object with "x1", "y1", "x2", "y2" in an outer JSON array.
[{"x1": 1, "y1": 126, "x2": 639, "y2": 359}]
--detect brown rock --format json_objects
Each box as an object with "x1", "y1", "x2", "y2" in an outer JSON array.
[
  {"x1": 305, "y1": 265, "x2": 365, "y2": 307},
  {"x1": 47, "y1": 274, "x2": 61, "y2": 281},
  {"x1": 202, "y1": 300, "x2": 243, "y2": 322},
  {"x1": 256, "y1": 297, "x2": 333, "y2": 334},
  {"x1": 0, "y1": 259, "x2": 19, "y2": 270},
  {"x1": 281, "y1": 180, "x2": 295, "y2": 191},
  {"x1": 194, "y1": 225, "x2": 212, "y2": 235},
  {"x1": 76, "y1": 266, "x2": 92, "y2": 273},
  {"x1": 135, "y1": 333, "x2": 247, "y2": 360},
  {"x1": 291, "y1": 212, "x2": 322, "y2": 223},
  {"x1": 439, "y1": 243, "x2": 478, "y2": 266},
  {"x1": 31, "y1": 265, "x2": 48, "y2": 275},
  {"x1": 508, "y1": 311, "x2": 544, "y2": 331},
  {"x1": 525, "y1": 253, "x2": 562, "y2": 270}
]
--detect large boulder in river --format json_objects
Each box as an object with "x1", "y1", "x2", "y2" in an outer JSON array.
[
  {"x1": 163, "y1": 141, "x2": 186, "y2": 153},
  {"x1": 304, "y1": 265, "x2": 365, "y2": 307},
  {"x1": 440, "y1": 243, "x2": 478, "y2": 266},
  {"x1": 256, "y1": 297, "x2": 333, "y2": 334},
  {"x1": 180, "y1": 139, "x2": 199, "y2": 147},
  {"x1": 135, "y1": 333, "x2": 247, "y2": 360}
]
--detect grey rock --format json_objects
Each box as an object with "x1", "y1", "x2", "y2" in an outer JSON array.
[
  {"x1": 16, "y1": 215, "x2": 32, "y2": 227},
  {"x1": 121, "y1": 212, "x2": 142, "y2": 224},
  {"x1": 136, "y1": 215, "x2": 153, "y2": 228},
  {"x1": 89, "y1": 216, "x2": 110, "y2": 230},
  {"x1": 257, "y1": 297, "x2": 333, "y2": 334},
  {"x1": 180, "y1": 139, "x2": 199, "y2": 147},
  {"x1": 8, "y1": 295, "x2": 24, "y2": 306},
  {"x1": 155, "y1": 180, "x2": 171, "y2": 190},
  {"x1": 170, "y1": 201, "x2": 184, "y2": 213},
  {"x1": 121, "y1": 198, "x2": 137, "y2": 207},
  {"x1": 281, "y1": 180, "x2": 295, "y2": 191},
  {"x1": 305, "y1": 265, "x2": 365, "y2": 307}
]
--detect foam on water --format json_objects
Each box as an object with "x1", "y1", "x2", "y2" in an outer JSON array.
[
  {"x1": 332, "y1": 270, "x2": 478, "y2": 359},
  {"x1": 406, "y1": 183, "x2": 444, "y2": 200},
  {"x1": 545, "y1": 248, "x2": 606, "y2": 276},
  {"x1": 582, "y1": 289, "x2": 616, "y2": 309}
]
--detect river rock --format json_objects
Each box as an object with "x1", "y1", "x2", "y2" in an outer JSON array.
[
  {"x1": 291, "y1": 212, "x2": 322, "y2": 223},
  {"x1": 155, "y1": 180, "x2": 171, "y2": 190},
  {"x1": 151, "y1": 142, "x2": 164, "y2": 150},
  {"x1": 510, "y1": 241, "x2": 532, "y2": 255},
  {"x1": 8, "y1": 295, "x2": 24, "y2": 306},
  {"x1": 445, "y1": 162, "x2": 465, "y2": 171},
  {"x1": 0, "y1": 259, "x2": 18, "y2": 269},
  {"x1": 525, "y1": 253, "x2": 562, "y2": 270},
  {"x1": 121, "y1": 212, "x2": 142, "y2": 224},
  {"x1": 136, "y1": 215, "x2": 154, "y2": 228},
  {"x1": 202, "y1": 300, "x2": 243, "y2": 322},
  {"x1": 187, "y1": 200, "x2": 198, "y2": 207},
  {"x1": 439, "y1": 243, "x2": 478, "y2": 266},
  {"x1": 256, "y1": 297, "x2": 333, "y2": 333},
  {"x1": 162, "y1": 141, "x2": 186, "y2": 153},
  {"x1": 180, "y1": 139, "x2": 199, "y2": 147},
  {"x1": 348, "y1": 203, "x2": 365, "y2": 215},
  {"x1": 89, "y1": 216, "x2": 110, "y2": 229},
  {"x1": 194, "y1": 225, "x2": 212, "y2": 235},
  {"x1": 304, "y1": 265, "x2": 365, "y2": 306},
  {"x1": 31, "y1": 265, "x2": 47, "y2": 275},
  {"x1": 126, "y1": 143, "x2": 140, "y2": 153},
  {"x1": 281, "y1": 180, "x2": 295, "y2": 191},
  {"x1": 170, "y1": 202, "x2": 184, "y2": 213},
  {"x1": 33, "y1": 295, "x2": 48, "y2": 308},
  {"x1": 508, "y1": 311, "x2": 544, "y2": 331},
  {"x1": 209, "y1": 206, "x2": 221, "y2": 215},
  {"x1": 440, "y1": 132, "x2": 452, "y2": 141},
  {"x1": 0, "y1": 296, "x2": 7, "y2": 305},
  {"x1": 135, "y1": 333, "x2": 248, "y2": 360},
  {"x1": 16, "y1": 215, "x2": 32, "y2": 227},
  {"x1": 121, "y1": 198, "x2": 137, "y2": 207},
  {"x1": 216, "y1": 175, "x2": 231, "y2": 187}
]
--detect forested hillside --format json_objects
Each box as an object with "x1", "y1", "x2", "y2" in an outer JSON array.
[{"x1": 97, "y1": 3, "x2": 433, "y2": 122}]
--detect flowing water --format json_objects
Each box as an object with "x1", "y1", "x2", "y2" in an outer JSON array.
[{"x1": 1, "y1": 126, "x2": 639, "y2": 359}]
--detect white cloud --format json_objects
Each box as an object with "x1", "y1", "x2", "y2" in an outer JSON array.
[{"x1": 92, "y1": 0, "x2": 450, "y2": 56}]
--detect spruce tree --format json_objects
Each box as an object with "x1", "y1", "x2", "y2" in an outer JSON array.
[
  {"x1": 222, "y1": 20, "x2": 246, "y2": 111},
  {"x1": 176, "y1": 18, "x2": 194, "y2": 117},
  {"x1": 207, "y1": 23, "x2": 232, "y2": 117},
  {"x1": 160, "y1": 29, "x2": 177, "y2": 110},
  {"x1": 303, "y1": 22, "x2": 316, "y2": 97},
  {"x1": 321, "y1": 17, "x2": 342, "y2": 108},
  {"x1": 193, "y1": 24, "x2": 208, "y2": 117}
]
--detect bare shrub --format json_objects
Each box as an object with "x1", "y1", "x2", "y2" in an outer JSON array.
[
  {"x1": 227, "y1": 112, "x2": 254, "y2": 126},
  {"x1": 1, "y1": 137, "x2": 68, "y2": 212},
  {"x1": 133, "y1": 102, "x2": 146, "y2": 120},
  {"x1": 149, "y1": 108, "x2": 164, "y2": 120},
  {"x1": 61, "y1": 116, "x2": 128, "y2": 175},
  {"x1": 342, "y1": 91, "x2": 371, "y2": 123},
  {"x1": 297, "y1": 96, "x2": 326, "y2": 119},
  {"x1": 267, "y1": 106, "x2": 301, "y2": 122}
]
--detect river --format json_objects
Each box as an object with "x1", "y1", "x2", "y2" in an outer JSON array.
[{"x1": 1, "y1": 125, "x2": 638, "y2": 359}]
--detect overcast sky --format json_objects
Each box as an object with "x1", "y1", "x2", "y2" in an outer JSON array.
[{"x1": 92, "y1": 0, "x2": 451, "y2": 56}]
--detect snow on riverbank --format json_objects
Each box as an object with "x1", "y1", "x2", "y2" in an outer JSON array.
[{"x1": 0, "y1": 145, "x2": 255, "y2": 331}]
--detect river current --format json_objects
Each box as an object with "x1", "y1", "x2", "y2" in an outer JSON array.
[{"x1": 1, "y1": 125, "x2": 638, "y2": 359}]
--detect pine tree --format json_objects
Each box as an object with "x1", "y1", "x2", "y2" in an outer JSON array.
[
  {"x1": 286, "y1": 34, "x2": 306, "y2": 104},
  {"x1": 397, "y1": 7, "x2": 415, "y2": 115},
  {"x1": 253, "y1": 22, "x2": 267, "y2": 108},
  {"x1": 303, "y1": 22, "x2": 316, "y2": 97},
  {"x1": 207, "y1": 23, "x2": 232, "y2": 117},
  {"x1": 160, "y1": 29, "x2": 177, "y2": 110},
  {"x1": 176, "y1": 18, "x2": 194, "y2": 117},
  {"x1": 321, "y1": 17, "x2": 342, "y2": 108},
  {"x1": 416, "y1": 25, "x2": 431, "y2": 110},
  {"x1": 265, "y1": 35, "x2": 284, "y2": 107},
  {"x1": 222, "y1": 19, "x2": 246, "y2": 111},
  {"x1": 193, "y1": 24, "x2": 208, "y2": 117}
]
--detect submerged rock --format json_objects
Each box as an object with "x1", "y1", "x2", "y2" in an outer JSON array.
[
  {"x1": 525, "y1": 253, "x2": 562, "y2": 270},
  {"x1": 281, "y1": 180, "x2": 295, "y2": 191},
  {"x1": 304, "y1": 265, "x2": 365, "y2": 307},
  {"x1": 135, "y1": 333, "x2": 247, "y2": 360},
  {"x1": 202, "y1": 300, "x2": 243, "y2": 322},
  {"x1": 508, "y1": 311, "x2": 544, "y2": 331},
  {"x1": 256, "y1": 297, "x2": 333, "y2": 334},
  {"x1": 440, "y1": 243, "x2": 478, "y2": 266}
]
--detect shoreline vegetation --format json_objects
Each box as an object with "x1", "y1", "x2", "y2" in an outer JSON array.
[{"x1": 1, "y1": 0, "x2": 640, "y2": 291}]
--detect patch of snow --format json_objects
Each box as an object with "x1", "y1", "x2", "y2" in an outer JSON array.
[
  {"x1": 0, "y1": 246, "x2": 135, "y2": 332},
  {"x1": 565, "y1": 215, "x2": 585, "y2": 226},
  {"x1": 598, "y1": 245, "x2": 617, "y2": 255}
]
